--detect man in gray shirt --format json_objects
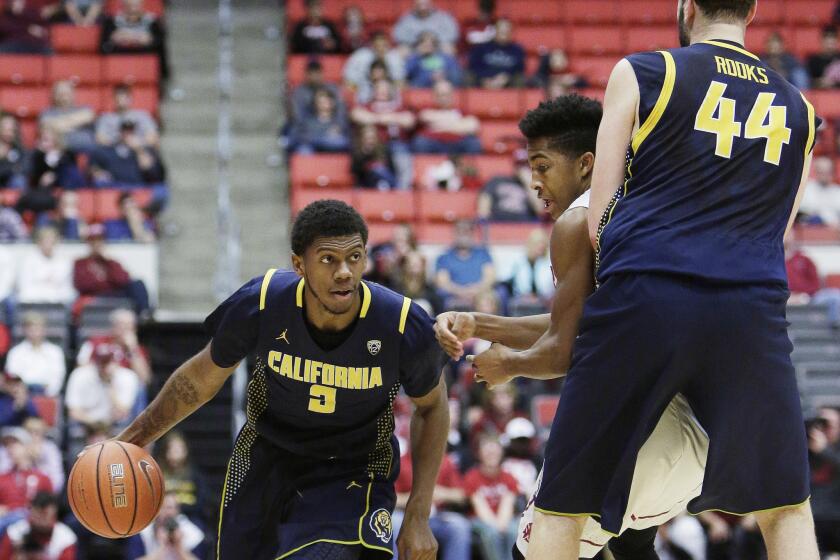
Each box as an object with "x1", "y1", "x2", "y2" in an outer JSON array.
[
  {"x1": 39, "y1": 80, "x2": 96, "y2": 152},
  {"x1": 343, "y1": 30, "x2": 405, "y2": 94},
  {"x1": 393, "y1": 0, "x2": 459, "y2": 55},
  {"x1": 95, "y1": 84, "x2": 159, "y2": 147}
]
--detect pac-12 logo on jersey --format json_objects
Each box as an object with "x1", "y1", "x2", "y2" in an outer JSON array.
[
  {"x1": 367, "y1": 340, "x2": 382, "y2": 356},
  {"x1": 369, "y1": 508, "x2": 392, "y2": 543}
]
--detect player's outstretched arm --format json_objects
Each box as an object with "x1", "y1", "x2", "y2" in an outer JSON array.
[
  {"x1": 471, "y1": 209, "x2": 594, "y2": 386},
  {"x1": 434, "y1": 311, "x2": 551, "y2": 359},
  {"x1": 397, "y1": 376, "x2": 449, "y2": 560},
  {"x1": 116, "y1": 343, "x2": 237, "y2": 448},
  {"x1": 589, "y1": 59, "x2": 639, "y2": 247}
]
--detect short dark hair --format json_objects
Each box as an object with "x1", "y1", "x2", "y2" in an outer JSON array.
[
  {"x1": 30, "y1": 491, "x2": 58, "y2": 509},
  {"x1": 693, "y1": 0, "x2": 755, "y2": 20},
  {"x1": 518, "y1": 94, "x2": 603, "y2": 157},
  {"x1": 291, "y1": 200, "x2": 368, "y2": 255}
]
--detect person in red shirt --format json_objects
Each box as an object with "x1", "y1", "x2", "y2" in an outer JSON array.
[
  {"x1": 72, "y1": 223, "x2": 150, "y2": 314},
  {"x1": 0, "y1": 491, "x2": 77, "y2": 560},
  {"x1": 464, "y1": 435, "x2": 520, "y2": 560},
  {"x1": 0, "y1": 428, "x2": 52, "y2": 536},
  {"x1": 785, "y1": 241, "x2": 840, "y2": 327},
  {"x1": 394, "y1": 447, "x2": 471, "y2": 560}
]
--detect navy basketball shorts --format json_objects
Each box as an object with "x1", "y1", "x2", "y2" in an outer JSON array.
[
  {"x1": 534, "y1": 272, "x2": 810, "y2": 535},
  {"x1": 216, "y1": 426, "x2": 396, "y2": 560}
]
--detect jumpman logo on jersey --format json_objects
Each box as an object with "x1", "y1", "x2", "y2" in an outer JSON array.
[
  {"x1": 346, "y1": 481, "x2": 362, "y2": 490},
  {"x1": 276, "y1": 329, "x2": 290, "y2": 344}
]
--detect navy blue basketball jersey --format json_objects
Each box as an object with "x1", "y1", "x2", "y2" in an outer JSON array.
[
  {"x1": 596, "y1": 40, "x2": 820, "y2": 286},
  {"x1": 204, "y1": 269, "x2": 444, "y2": 480}
]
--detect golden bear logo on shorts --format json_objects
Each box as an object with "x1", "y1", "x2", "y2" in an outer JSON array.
[{"x1": 369, "y1": 508, "x2": 392, "y2": 543}]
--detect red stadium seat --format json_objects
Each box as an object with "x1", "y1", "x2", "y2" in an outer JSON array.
[
  {"x1": 568, "y1": 26, "x2": 624, "y2": 55},
  {"x1": 286, "y1": 55, "x2": 346, "y2": 85},
  {"x1": 751, "y1": 0, "x2": 785, "y2": 26},
  {"x1": 472, "y1": 154, "x2": 514, "y2": 180},
  {"x1": 95, "y1": 189, "x2": 153, "y2": 221},
  {"x1": 0, "y1": 189, "x2": 21, "y2": 207},
  {"x1": 417, "y1": 191, "x2": 480, "y2": 223},
  {"x1": 578, "y1": 88, "x2": 606, "y2": 102},
  {"x1": 531, "y1": 394, "x2": 560, "y2": 431},
  {"x1": 103, "y1": 86, "x2": 159, "y2": 115},
  {"x1": 74, "y1": 87, "x2": 103, "y2": 112},
  {"x1": 77, "y1": 189, "x2": 96, "y2": 222},
  {"x1": 514, "y1": 25, "x2": 567, "y2": 55},
  {"x1": 367, "y1": 222, "x2": 398, "y2": 245},
  {"x1": 488, "y1": 223, "x2": 549, "y2": 243},
  {"x1": 18, "y1": 118, "x2": 37, "y2": 148},
  {"x1": 290, "y1": 154, "x2": 353, "y2": 188},
  {"x1": 0, "y1": 55, "x2": 46, "y2": 85},
  {"x1": 619, "y1": 1, "x2": 674, "y2": 25},
  {"x1": 624, "y1": 26, "x2": 678, "y2": 53},
  {"x1": 478, "y1": 120, "x2": 523, "y2": 154},
  {"x1": 105, "y1": 0, "x2": 163, "y2": 16},
  {"x1": 31, "y1": 395, "x2": 58, "y2": 427},
  {"x1": 567, "y1": 0, "x2": 618, "y2": 24},
  {"x1": 792, "y1": 225, "x2": 840, "y2": 243},
  {"x1": 809, "y1": 90, "x2": 840, "y2": 120},
  {"x1": 358, "y1": 0, "x2": 400, "y2": 24},
  {"x1": 291, "y1": 188, "x2": 354, "y2": 214},
  {"x1": 51, "y1": 24, "x2": 101, "y2": 53},
  {"x1": 413, "y1": 155, "x2": 447, "y2": 188},
  {"x1": 787, "y1": 0, "x2": 835, "y2": 26},
  {"x1": 744, "y1": 26, "x2": 792, "y2": 56},
  {"x1": 826, "y1": 274, "x2": 840, "y2": 289},
  {"x1": 0, "y1": 87, "x2": 50, "y2": 118},
  {"x1": 103, "y1": 55, "x2": 159, "y2": 85},
  {"x1": 573, "y1": 56, "x2": 620, "y2": 88},
  {"x1": 497, "y1": 0, "x2": 564, "y2": 24},
  {"x1": 47, "y1": 55, "x2": 102, "y2": 85},
  {"x1": 464, "y1": 89, "x2": 521, "y2": 120},
  {"x1": 414, "y1": 223, "x2": 454, "y2": 244},
  {"x1": 793, "y1": 27, "x2": 823, "y2": 58},
  {"x1": 403, "y1": 88, "x2": 465, "y2": 111},
  {"x1": 355, "y1": 190, "x2": 415, "y2": 223},
  {"x1": 521, "y1": 89, "x2": 545, "y2": 112}
]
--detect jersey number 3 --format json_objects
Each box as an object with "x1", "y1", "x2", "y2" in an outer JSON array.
[
  {"x1": 309, "y1": 385, "x2": 336, "y2": 414},
  {"x1": 694, "y1": 81, "x2": 791, "y2": 166}
]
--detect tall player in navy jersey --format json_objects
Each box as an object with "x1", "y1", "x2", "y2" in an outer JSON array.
[
  {"x1": 115, "y1": 201, "x2": 449, "y2": 560},
  {"x1": 526, "y1": 1, "x2": 822, "y2": 559}
]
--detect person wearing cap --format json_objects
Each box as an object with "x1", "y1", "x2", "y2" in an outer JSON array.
[
  {"x1": 4, "y1": 312, "x2": 66, "y2": 397},
  {"x1": 501, "y1": 417, "x2": 539, "y2": 498},
  {"x1": 0, "y1": 429, "x2": 52, "y2": 536},
  {"x1": 0, "y1": 490, "x2": 77, "y2": 560},
  {"x1": 89, "y1": 119, "x2": 165, "y2": 187},
  {"x1": 0, "y1": 417, "x2": 64, "y2": 494},
  {"x1": 103, "y1": 191, "x2": 156, "y2": 243},
  {"x1": 477, "y1": 148, "x2": 543, "y2": 223},
  {"x1": 72, "y1": 223, "x2": 150, "y2": 313},
  {"x1": 0, "y1": 372, "x2": 38, "y2": 428},
  {"x1": 64, "y1": 342, "x2": 139, "y2": 442}
]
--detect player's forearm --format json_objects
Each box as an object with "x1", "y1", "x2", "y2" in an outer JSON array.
[
  {"x1": 117, "y1": 347, "x2": 234, "y2": 448},
  {"x1": 405, "y1": 381, "x2": 449, "y2": 518},
  {"x1": 472, "y1": 313, "x2": 550, "y2": 350},
  {"x1": 503, "y1": 326, "x2": 572, "y2": 380}
]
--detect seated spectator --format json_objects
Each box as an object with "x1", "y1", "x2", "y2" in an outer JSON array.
[
  {"x1": 461, "y1": 0, "x2": 497, "y2": 49},
  {"x1": 351, "y1": 125, "x2": 397, "y2": 189},
  {"x1": 0, "y1": 373, "x2": 38, "y2": 428},
  {"x1": 799, "y1": 156, "x2": 840, "y2": 225},
  {"x1": 534, "y1": 49, "x2": 586, "y2": 91},
  {"x1": 807, "y1": 27, "x2": 840, "y2": 88},
  {"x1": 0, "y1": 491, "x2": 77, "y2": 560},
  {"x1": 341, "y1": 5, "x2": 366, "y2": 53},
  {"x1": 18, "y1": 126, "x2": 84, "y2": 218},
  {"x1": 434, "y1": 219, "x2": 495, "y2": 308},
  {"x1": 808, "y1": 407, "x2": 840, "y2": 555},
  {"x1": 0, "y1": 417, "x2": 65, "y2": 494},
  {"x1": 4, "y1": 312, "x2": 66, "y2": 397},
  {"x1": 291, "y1": 60, "x2": 344, "y2": 120},
  {"x1": 155, "y1": 432, "x2": 209, "y2": 526},
  {"x1": 405, "y1": 32, "x2": 462, "y2": 88},
  {"x1": 0, "y1": 0, "x2": 51, "y2": 54},
  {"x1": 478, "y1": 149, "x2": 541, "y2": 222},
  {"x1": 39, "y1": 81, "x2": 96, "y2": 152},
  {"x1": 470, "y1": 383, "x2": 521, "y2": 444},
  {"x1": 0, "y1": 113, "x2": 27, "y2": 189},
  {"x1": 343, "y1": 31, "x2": 406, "y2": 100},
  {"x1": 100, "y1": 0, "x2": 169, "y2": 82},
  {"x1": 467, "y1": 18, "x2": 525, "y2": 88},
  {"x1": 464, "y1": 436, "x2": 519, "y2": 560},
  {"x1": 96, "y1": 85, "x2": 160, "y2": 147},
  {"x1": 55, "y1": 190, "x2": 88, "y2": 240},
  {"x1": 288, "y1": 88, "x2": 351, "y2": 154},
  {"x1": 65, "y1": 341, "x2": 139, "y2": 434},
  {"x1": 16, "y1": 225, "x2": 76, "y2": 305},
  {"x1": 51, "y1": 0, "x2": 103, "y2": 25},
  {"x1": 500, "y1": 417, "x2": 538, "y2": 498},
  {"x1": 103, "y1": 192, "x2": 156, "y2": 242},
  {"x1": 760, "y1": 31, "x2": 810, "y2": 91},
  {"x1": 505, "y1": 228, "x2": 554, "y2": 304},
  {"x1": 77, "y1": 308, "x2": 151, "y2": 387},
  {"x1": 90, "y1": 121, "x2": 166, "y2": 186},
  {"x1": 0, "y1": 428, "x2": 52, "y2": 536},
  {"x1": 393, "y1": 0, "x2": 459, "y2": 55},
  {"x1": 421, "y1": 154, "x2": 481, "y2": 191},
  {"x1": 365, "y1": 223, "x2": 416, "y2": 287},
  {"x1": 785, "y1": 241, "x2": 840, "y2": 327},
  {"x1": 127, "y1": 492, "x2": 204, "y2": 560},
  {"x1": 290, "y1": 0, "x2": 341, "y2": 54},
  {"x1": 412, "y1": 80, "x2": 482, "y2": 154},
  {"x1": 0, "y1": 204, "x2": 26, "y2": 242},
  {"x1": 394, "y1": 250, "x2": 443, "y2": 315},
  {"x1": 73, "y1": 224, "x2": 151, "y2": 313},
  {"x1": 350, "y1": 78, "x2": 415, "y2": 188}
]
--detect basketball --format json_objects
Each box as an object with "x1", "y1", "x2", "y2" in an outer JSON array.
[{"x1": 67, "y1": 441, "x2": 165, "y2": 538}]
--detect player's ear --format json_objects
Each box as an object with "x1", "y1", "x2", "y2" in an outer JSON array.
[
  {"x1": 745, "y1": 1, "x2": 757, "y2": 26},
  {"x1": 578, "y1": 152, "x2": 595, "y2": 178},
  {"x1": 291, "y1": 253, "x2": 304, "y2": 276}
]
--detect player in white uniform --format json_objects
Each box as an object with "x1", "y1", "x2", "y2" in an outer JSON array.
[{"x1": 434, "y1": 95, "x2": 709, "y2": 559}]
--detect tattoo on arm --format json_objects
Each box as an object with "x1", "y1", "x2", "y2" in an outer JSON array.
[{"x1": 173, "y1": 375, "x2": 199, "y2": 405}]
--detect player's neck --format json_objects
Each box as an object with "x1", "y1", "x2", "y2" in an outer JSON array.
[
  {"x1": 690, "y1": 22, "x2": 746, "y2": 47},
  {"x1": 304, "y1": 290, "x2": 361, "y2": 332}
]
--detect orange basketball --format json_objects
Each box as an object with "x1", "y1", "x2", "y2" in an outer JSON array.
[{"x1": 67, "y1": 441, "x2": 164, "y2": 538}]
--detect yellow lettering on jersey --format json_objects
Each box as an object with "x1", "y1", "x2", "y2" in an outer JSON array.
[
  {"x1": 322, "y1": 363, "x2": 334, "y2": 385},
  {"x1": 303, "y1": 360, "x2": 311, "y2": 383},
  {"x1": 293, "y1": 356, "x2": 302, "y2": 380},
  {"x1": 714, "y1": 56, "x2": 769, "y2": 84},
  {"x1": 310, "y1": 361, "x2": 322, "y2": 384},
  {"x1": 280, "y1": 353, "x2": 294, "y2": 378},
  {"x1": 369, "y1": 367, "x2": 383, "y2": 389},
  {"x1": 268, "y1": 351, "x2": 283, "y2": 374},
  {"x1": 335, "y1": 366, "x2": 347, "y2": 388},
  {"x1": 348, "y1": 367, "x2": 362, "y2": 390}
]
